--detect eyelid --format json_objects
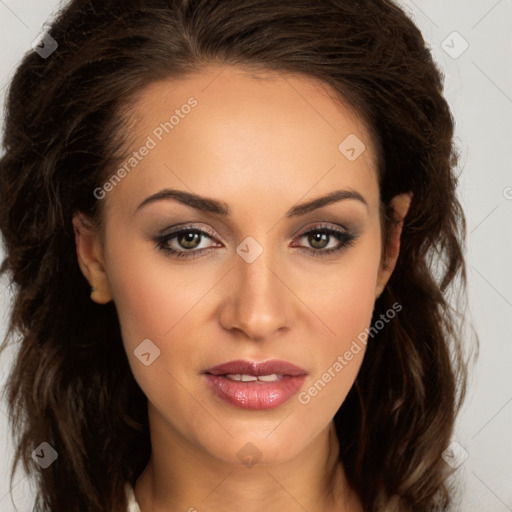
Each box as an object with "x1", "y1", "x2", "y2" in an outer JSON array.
[
  {"x1": 158, "y1": 223, "x2": 218, "y2": 240},
  {"x1": 290, "y1": 220, "x2": 352, "y2": 237}
]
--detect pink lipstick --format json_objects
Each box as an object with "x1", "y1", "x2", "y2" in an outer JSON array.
[{"x1": 203, "y1": 359, "x2": 308, "y2": 410}]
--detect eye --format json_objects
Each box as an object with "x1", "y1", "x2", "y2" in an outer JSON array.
[
  {"x1": 153, "y1": 225, "x2": 219, "y2": 260},
  {"x1": 292, "y1": 224, "x2": 357, "y2": 258}
]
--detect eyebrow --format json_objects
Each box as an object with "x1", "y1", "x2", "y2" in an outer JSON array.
[{"x1": 136, "y1": 188, "x2": 368, "y2": 217}]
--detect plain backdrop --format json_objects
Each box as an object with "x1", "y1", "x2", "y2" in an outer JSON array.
[{"x1": 0, "y1": 0, "x2": 511, "y2": 510}]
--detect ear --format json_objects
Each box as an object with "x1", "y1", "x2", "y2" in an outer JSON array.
[
  {"x1": 375, "y1": 192, "x2": 413, "y2": 298},
  {"x1": 72, "y1": 213, "x2": 113, "y2": 304}
]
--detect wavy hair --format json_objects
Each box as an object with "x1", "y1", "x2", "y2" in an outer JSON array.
[{"x1": 0, "y1": 0, "x2": 477, "y2": 510}]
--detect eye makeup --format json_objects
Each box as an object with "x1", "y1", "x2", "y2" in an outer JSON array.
[{"x1": 151, "y1": 222, "x2": 358, "y2": 261}]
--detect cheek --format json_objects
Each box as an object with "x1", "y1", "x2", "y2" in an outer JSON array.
[
  {"x1": 296, "y1": 234, "x2": 382, "y2": 409},
  {"x1": 103, "y1": 236, "x2": 211, "y2": 410},
  {"x1": 308, "y1": 232, "x2": 382, "y2": 341},
  {"x1": 104, "y1": 232, "x2": 209, "y2": 343}
]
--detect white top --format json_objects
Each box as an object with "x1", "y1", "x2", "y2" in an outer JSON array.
[{"x1": 125, "y1": 483, "x2": 142, "y2": 512}]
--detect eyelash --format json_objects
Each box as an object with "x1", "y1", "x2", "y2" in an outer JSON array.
[{"x1": 153, "y1": 224, "x2": 357, "y2": 260}]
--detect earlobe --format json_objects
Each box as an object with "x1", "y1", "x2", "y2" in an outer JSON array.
[
  {"x1": 72, "y1": 213, "x2": 113, "y2": 304},
  {"x1": 375, "y1": 192, "x2": 413, "y2": 298}
]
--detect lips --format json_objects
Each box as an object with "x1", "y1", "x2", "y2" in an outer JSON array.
[{"x1": 203, "y1": 359, "x2": 308, "y2": 410}]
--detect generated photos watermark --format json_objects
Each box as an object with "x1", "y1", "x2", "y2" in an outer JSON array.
[
  {"x1": 298, "y1": 301, "x2": 402, "y2": 405},
  {"x1": 93, "y1": 97, "x2": 198, "y2": 200}
]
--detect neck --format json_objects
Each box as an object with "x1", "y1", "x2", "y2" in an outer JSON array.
[{"x1": 134, "y1": 406, "x2": 361, "y2": 512}]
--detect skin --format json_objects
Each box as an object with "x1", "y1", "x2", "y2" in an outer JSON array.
[{"x1": 73, "y1": 64, "x2": 411, "y2": 512}]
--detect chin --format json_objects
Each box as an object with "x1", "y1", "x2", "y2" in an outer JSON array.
[{"x1": 193, "y1": 422, "x2": 317, "y2": 468}]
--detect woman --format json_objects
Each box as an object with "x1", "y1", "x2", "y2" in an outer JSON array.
[{"x1": 0, "y1": 0, "x2": 476, "y2": 511}]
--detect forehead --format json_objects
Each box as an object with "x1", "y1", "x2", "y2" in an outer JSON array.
[{"x1": 103, "y1": 64, "x2": 380, "y2": 218}]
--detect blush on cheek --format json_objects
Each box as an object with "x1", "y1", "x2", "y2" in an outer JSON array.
[
  {"x1": 327, "y1": 277, "x2": 379, "y2": 338},
  {"x1": 108, "y1": 254, "x2": 220, "y2": 365},
  {"x1": 308, "y1": 271, "x2": 377, "y2": 397}
]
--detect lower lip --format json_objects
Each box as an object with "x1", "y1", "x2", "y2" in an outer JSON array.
[{"x1": 203, "y1": 374, "x2": 307, "y2": 410}]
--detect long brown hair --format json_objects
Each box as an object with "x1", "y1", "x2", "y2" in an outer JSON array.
[{"x1": 0, "y1": 0, "x2": 477, "y2": 510}]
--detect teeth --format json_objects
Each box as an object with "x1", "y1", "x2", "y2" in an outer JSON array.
[
  {"x1": 225, "y1": 374, "x2": 240, "y2": 381},
  {"x1": 225, "y1": 373, "x2": 280, "y2": 382},
  {"x1": 257, "y1": 374, "x2": 279, "y2": 382}
]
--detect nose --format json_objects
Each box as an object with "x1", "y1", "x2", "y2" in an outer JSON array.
[{"x1": 218, "y1": 242, "x2": 295, "y2": 342}]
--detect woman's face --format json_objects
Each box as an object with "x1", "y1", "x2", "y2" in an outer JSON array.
[{"x1": 78, "y1": 64, "x2": 399, "y2": 466}]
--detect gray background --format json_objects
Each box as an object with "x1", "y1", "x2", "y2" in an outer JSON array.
[{"x1": 0, "y1": 0, "x2": 511, "y2": 510}]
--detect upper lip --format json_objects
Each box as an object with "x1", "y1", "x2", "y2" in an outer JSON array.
[{"x1": 204, "y1": 359, "x2": 308, "y2": 377}]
